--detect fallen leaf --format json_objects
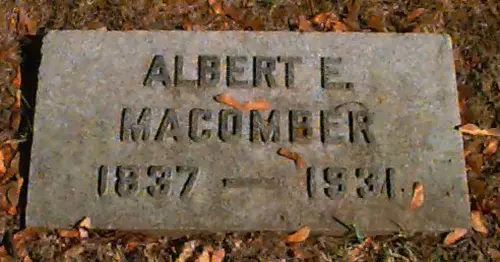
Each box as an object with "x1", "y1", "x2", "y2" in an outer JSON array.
[
  {"x1": 11, "y1": 111, "x2": 21, "y2": 130},
  {"x1": 19, "y1": 7, "x2": 37, "y2": 35},
  {"x1": 0, "y1": 150, "x2": 5, "y2": 175},
  {"x1": 285, "y1": 226, "x2": 310, "y2": 244},
  {"x1": 466, "y1": 153, "x2": 483, "y2": 174},
  {"x1": 278, "y1": 148, "x2": 306, "y2": 169},
  {"x1": 483, "y1": 139, "x2": 498, "y2": 156},
  {"x1": 443, "y1": 228, "x2": 467, "y2": 245},
  {"x1": 348, "y1": 237, "x2": 373, "y2": 262},
  {"x1": 210, "y1": 1, "x2": 225, "y2": 15},
  {"x1": 368, "y1": 15, "x2": 386, "y2": 32},
  {"x1": 311, "y1": 11, "x2": 339, "y2": 30},
  {"x1": 12, "y1": 65, "x2": 21, "y2": 88},
  {"x1": 410, "y1": 182, "x2": 424, "y2": 210},
  {"x1": 77, "y1": 216, "x2": 91, "y2": 229},
  {"x1": 464, "y1": 139, "x2": 482, "y2": 158},
  {"x1": 488, "y1": 248, "x2": 500, "y2": 259},
  {"x1": 13, "y1": 90, "x2": 21, "y2": 111},
  {"x1": 297, "y1": 15, "x2": 313, "y2": 32},
  {"x1": 241, "y1": 99, "x2": 271, "y2": 111},
  {"x1": 23, "y1": 256, "x2": 33, "y2": 262},
  {"x1": 176, "y1": 240, "x2": 197, "y2": 262},
  {"x1": 78, "y1": 228, "x2": 89, "y2": 239},
  {"x1": 211, "y1": 248, "x2": 225, "y2": 262},
  {"x1": 332, "y1": 21, "x2": 348, "y2": 32},
  {"x1": 471, "y1": 210, "x2": 488, "y2": 234},
  {"x1": 197, "y1": 249, "x2": 210, "y2": 262},
  {"x1": 215, "y1": 93, "x2": 244, "y2": 111},
  {"x1": 345, "y1": 0, "x2": 361, "y2": 31},
  {"x1": 407, "y1": 8, "x2": 425, "y2": 22},
  {"x1": 58, "y1": 229, "x2": 80, "y2": 238},
  {"x1": 459, "y1": 124, "x2": 500, "y2": 137},
  {"x1": 64, "y1": 245, "x2": 85, "y2": 257}
]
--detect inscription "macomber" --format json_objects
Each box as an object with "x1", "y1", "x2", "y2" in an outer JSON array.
[{"x1": 121, "y1": 104, "x2": 374, "y2": 144}]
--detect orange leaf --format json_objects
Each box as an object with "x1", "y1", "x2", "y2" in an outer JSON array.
[
  {"x1": 483, "y1": 139, "x2": 498, "y2": 156},
  {"x1": 297, "y1": 15, "x2": 313, "y2": 32},
  {"x1": 210, "y1": 248, "x2": 225, "y2": 262},
  {"x1": 345, "y1": 0, "x2": 361, "y2": 31},
  {"x1": 466, "y1": 152, "x2": 483, "y2": 174},
  {"x1": 410, "y1": 182, "x2": 424, "y2": 210},
  {"x1": 278, "y1": 148, "x2": 306, "y2": 169},
  {"x1": 58, "y1": 229, "x2": 80, "y2": 238},
  {"x1": 332, "y1": 21, "x2": 348, "y2": 32},
  {"x1": 241, "y1": 99, "x2": 271, "y2": 111},
  {"x1": 285, "y1": 226, "x2": 310, "y2": 244},
  {"x1": 19, "y1": 7, "x2": 37, "y2": 36},
  {"x1": 215, "y1": 93, "x2": 244, "y2": 111},
  {"x1": 443, "y1": 228, "x2": 467, "y2": 245},
  {"x1": 459, "y1": 124, "x2": 500, "y2": 137},
  {"x1": 210, "y1": 2, "x2": 225, "y2": 15},
  {"x1": 12, "y1": 65, "x2": 21, "y2": 88},
  {"x1": 471, "y1": 210, "x2": 488, "y2": 234},
  {"x1": 11, "y1": 111, "x2": 21, "y2": 130},
  {"x1": 0, "y1": 150, "x2": 5, "y2": 175},
  {"x1": 407, "y1": 8, "x2": 425, "y2": 22}
]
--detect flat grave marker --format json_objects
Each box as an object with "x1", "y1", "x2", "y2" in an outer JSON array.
[{"x1": 26, "y1": 31, "x2": 470, "y2": 234}]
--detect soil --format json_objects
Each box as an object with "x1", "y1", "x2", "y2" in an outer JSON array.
[{"x1": 0, "y1": 0, "x2": 498, "y2": 261}]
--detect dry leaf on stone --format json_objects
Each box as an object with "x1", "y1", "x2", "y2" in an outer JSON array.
[
  {"x1": 241, "y1": 99, "x2": 271, "y2": 111},
  {"x1": 443, "y1": 228, "x2": 467, "y2": 245},
  {"x1": 407, "y1": 8, "x2": 425, "y2": 22},
  {"x1": 410, "y1": 182, "x2": 424, "y2": 210},
  {"x1": 285, "y1": 226, "x2": 310, "y2": 244},
  {"x1": 483, "y1": 139, "x2": 498, "y2": 156},
  {"x1": 459, "y1": 124, "x2": 500, "y2": 137},
  {"x1": 19, "y1": 7, "x2": 37, "y2": 35},
  {"x1": 215, "y1": 93, "x2": 244, "y2": 111},
  {"x1": 471, "y1": 210, "x2": 488, "y2": 234},
  {"x1": 77, "y1": 216, "x2": 91, "y2": 229},
  {"x1": 278, "y1": 148, "x2": 306, "y2": 169},
  {"x1": 211, "y1": 248, "x2": 225, "y2": 262}
]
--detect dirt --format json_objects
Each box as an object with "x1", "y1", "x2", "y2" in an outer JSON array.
[{"x1": 0, "y1": 0, "x2": 498, "y2": 261}]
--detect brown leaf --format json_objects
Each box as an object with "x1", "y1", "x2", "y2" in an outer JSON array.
[
  {"x1": 211, "y1": 248, "x2": 225, "y2": 262},
  {"x1": 78, "y1": 228, "x2": 89, "y2": 239},
  {"x1": 466, "y1": 153, "x2": 483, "y2": 174},
  {"x1": 349, "y1": 237, "x2": 373, "y2": 262},
  {"x1": 459, "y1": 124, "x2": 500, "y2": 137},
  {"x1": 311, "y1": 11, "x2": 339, "y2": 30},
  {"x1": 483, "y1": 139, "x2": 498, "y2": 156},
  {"x1": 58, "y1": 229, "x2": 80, "y2": 238},
  {"x1": 368, "y1": 15, "x2": 386, "y2": 32},
  {"x1": 19, "y1": 7, "x2": 37, "y2": 35},
  {"x1": 332, "y1": 21, "x2": 348, "y2": 32},
  {"x1": 471, "y1": 210, "x2": 488, "y2": 234},
  {"x1": 285, "y1": 226, "x2": 310, "y2": 244},
  {"x1": 64, "y1": 245, "x2": 85, "y2": 257},
  {"x1": 410, "y1": 182, "x2": 424, "y2": 210},
  {"x1": 11, "y1": 111, "x2": 21, "y2": 131},
  {"x1": 345, "y1": 0, "x2": 361, "y2": 31},
  {"x1": 12, "y1": 65, "x2": 21, "y2": 88},
  {"x1": 464, "y1": 139, "x2": 482, "y2": 158},
  {"x1": 407, "y1": 8, "x2": 425, "y2": 22},
  {"x1": 297, "y1": 15, "x2": 313, "y2": 32},
  {"x1": 278, "y1": 148, "x2": 306, "y2": 169},
  {"x1": 210, "y1": 2, "x2": 225, "y2": 15},
  {"x1": 443, "y1": 228, "x2": 467, "y2": 245},
  {"x1": 77, "y1": 216, "x2": 92, "y2": 229}
]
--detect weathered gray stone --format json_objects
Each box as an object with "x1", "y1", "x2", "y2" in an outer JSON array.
[{"x1": 26, "y1": 31, "x2": 470, "y2": 234}]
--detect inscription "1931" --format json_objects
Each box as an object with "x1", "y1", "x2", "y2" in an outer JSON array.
[
  {"x1": 307, "y1": 167, "x2": 395, "y2": 199},
  {"x1": 98, "y1": 165, "x2": 199, "y2": 199}
]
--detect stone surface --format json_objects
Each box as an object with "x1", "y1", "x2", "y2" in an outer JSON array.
[{"x1": 26, "y1": 31, "x2": 470, "y2": 234}]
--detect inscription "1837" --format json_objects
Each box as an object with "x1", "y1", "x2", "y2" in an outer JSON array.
[{"x1": 98, "y1": 165, "x2": 199, "y2": 199}]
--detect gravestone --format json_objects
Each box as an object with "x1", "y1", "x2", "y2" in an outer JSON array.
[{"x1": 26, "y1": 31, "x2": 470, "y2": 234}]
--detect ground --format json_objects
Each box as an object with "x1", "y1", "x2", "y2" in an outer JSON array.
[{"x1": 0, "y1": 0, "x2": 498, "y2": 261}]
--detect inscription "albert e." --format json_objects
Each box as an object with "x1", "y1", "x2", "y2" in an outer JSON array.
[{"x1": 143, "y1": 55, "x2": 349, "y2": 89}]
